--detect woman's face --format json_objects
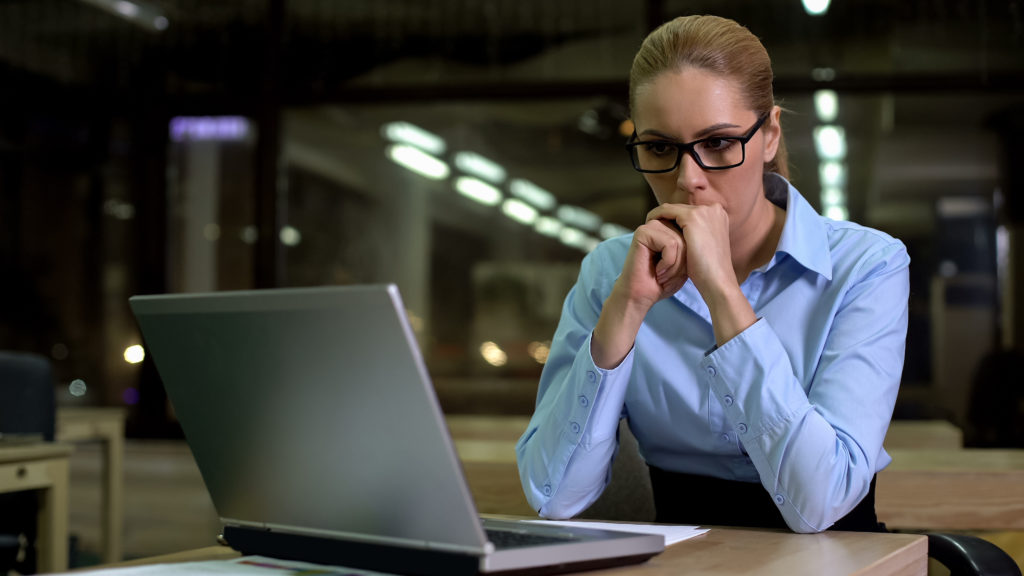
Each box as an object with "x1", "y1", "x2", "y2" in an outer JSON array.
[{"x1": 631, "y1": 66, "x2": 781, "y2": 231}]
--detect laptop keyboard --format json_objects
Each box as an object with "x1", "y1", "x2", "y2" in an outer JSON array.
[{"x1": 485, "y1": 528, "x2": 575, "y2": 549}]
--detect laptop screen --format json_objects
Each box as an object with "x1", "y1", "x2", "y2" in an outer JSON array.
[{"x1": 130, "y1": 284, "x2": 489, "y2": 553}]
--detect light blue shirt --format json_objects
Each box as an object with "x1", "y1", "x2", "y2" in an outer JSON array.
[{"x1": 515, "y1": 173, "x2": 910, "y2": 533}]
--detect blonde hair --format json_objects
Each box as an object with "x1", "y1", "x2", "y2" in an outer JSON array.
[{"x1": 628, "y1": 15, "x2": 789, "y2": 178}]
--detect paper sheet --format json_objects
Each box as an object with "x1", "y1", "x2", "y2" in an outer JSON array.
[{"x1": 523, "y1": 519, "x2": 709, "y2": 546}]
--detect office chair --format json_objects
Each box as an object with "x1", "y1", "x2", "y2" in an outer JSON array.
[
  {"x1": 0, "y1": 350, "x2": 57, "y2": 575},
  {"x1": 965, "y1": 347, "x2": 1024, "y2": 448},
  {"x1": 579, "y1": 420, "x2": 1022, "y2": 576}
]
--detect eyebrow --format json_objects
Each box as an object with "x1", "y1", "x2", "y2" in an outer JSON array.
[{"x1": 638, "y1": 121, "x2": 743, "y2": 141}]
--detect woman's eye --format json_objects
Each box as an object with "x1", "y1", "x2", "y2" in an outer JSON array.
[
  {"x1": 642, "y1": 142, "x2": 676, "y2": 156},
  {"x1": 700, "y1": 137, "x2": 732, "y2": 151}
]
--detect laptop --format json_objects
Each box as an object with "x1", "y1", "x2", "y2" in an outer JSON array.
[{"x1": 128, "y1": 284, "x2": 664, "y2": 576}]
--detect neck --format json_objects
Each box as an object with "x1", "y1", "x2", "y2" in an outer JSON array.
[{"x1": 731, "y1": 197, "x2": 785, "y2": 285}]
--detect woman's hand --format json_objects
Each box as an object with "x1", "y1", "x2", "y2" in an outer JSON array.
[
  {"x1": 619, "y1": 217, "x2": 690, "y2": 308},
  {"x1": 645, "y1": 202, "x2": 735, "y2": 301}
]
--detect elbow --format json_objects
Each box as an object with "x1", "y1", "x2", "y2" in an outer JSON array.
[{"x1": 538, "y1": 493, "x2": 599, "y2": 520}]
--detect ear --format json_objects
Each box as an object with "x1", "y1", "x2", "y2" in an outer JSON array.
[{"x1": 762, "y1": 105, "x2": 782, "y2": 163}]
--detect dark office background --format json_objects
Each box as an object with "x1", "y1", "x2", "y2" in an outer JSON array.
[{"x1": 1, "y1": 0, "x2": 1022, "y2": 440}]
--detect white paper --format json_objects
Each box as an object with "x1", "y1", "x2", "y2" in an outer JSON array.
[{"x1": 523, "y1": 519, "x2": 709, "y2": 546}]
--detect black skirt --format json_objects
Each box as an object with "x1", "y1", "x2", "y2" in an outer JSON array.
[{"x1": 648, "y1": 466, "x2": 886, "y2": 532}]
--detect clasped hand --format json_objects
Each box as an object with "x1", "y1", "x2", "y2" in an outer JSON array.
[{"x1": 618, "y1": 202, "x2": 734, "y2": 308}]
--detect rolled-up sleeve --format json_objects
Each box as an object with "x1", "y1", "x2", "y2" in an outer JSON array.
[{"x1": 515, "y1": 245, "x2": 634, "y2": 518}]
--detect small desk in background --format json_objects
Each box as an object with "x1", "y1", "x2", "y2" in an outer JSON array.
[
  {"x1": 0, "y1": 442, "x2": 73, "y2": 574},
  {"x1": 56, "y1": 406, "x2": 127, "y2": 564}
]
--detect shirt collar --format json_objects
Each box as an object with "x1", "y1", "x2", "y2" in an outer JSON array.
[{"x1": 766, "y1": 172, "x2": 833, "y2": 281}]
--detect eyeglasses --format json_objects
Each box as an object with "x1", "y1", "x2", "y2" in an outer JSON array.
[{"x1": 625, "y1": 113, "x2": 769, "y2": 173}]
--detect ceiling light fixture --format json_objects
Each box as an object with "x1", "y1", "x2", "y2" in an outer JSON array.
[
  {"x1": 501, "y1": 198, "x2": 539, "y2": 226},
  {"x1": 454, "y1": 151, "x2": 506, "y2": 184},
  {"x1": 455, "y1": 176, "x2": 503, "y2": 206},
  {"x1": 802, "y1": 0, "x2": 830, "y2": 16},
  {"x1": 78, "y1": 0, "x2": 169, "y2": 31},
  {"x1": 556, "y1": 205, "x2": 602, "y2": 232},
  {"x1": 814, "y1": 125, "x2": 847, "y2": 160},
  {"x1": 534, "y1": 216, "x2": 563, "y2": 237},
  {"x1": 386, "y1": 144, "x2": 450, "y2": 180},
  {"x1": 814, "y1": 90, "x2": 839, "y2": 123},
  {"x1": 381, "y1": 121, "x2": 446, "y2": 155},
  {"x1": 509, "y1": 178, "x2": 557, "y2": 212}
]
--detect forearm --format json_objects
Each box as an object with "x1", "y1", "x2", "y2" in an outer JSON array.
[
  {"x1": 592, "y1": 286, "x2": 651, "y2": 369},
  {"x1": 703, "y1": 283, "x2": 758, "y2": 347},
  {"x1": 516, "y1": 334, "x2": 634, "y2": 517}
]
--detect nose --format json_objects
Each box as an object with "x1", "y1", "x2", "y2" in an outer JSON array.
[{"x1": 675, "y1": 149, "x2": 707, "y2": 193}]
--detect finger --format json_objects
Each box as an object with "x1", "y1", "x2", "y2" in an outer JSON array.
[
  {"x1": 646, "y1": 204, "x2": 691, "y2": 228},
  {"x1": 635, "y1": 222, "x2": 685, "y2": 282}
]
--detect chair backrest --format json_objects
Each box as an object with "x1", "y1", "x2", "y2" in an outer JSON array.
[
  {"x1": 965, "y1": 346, "x2": 1024, "y2": 447},
  {"x1": 577, "y1": 419, "x2": 656, "y2": 522},
  {"x1": 0, "y1": 350, "x2": 57, "y2": 574},
  {"x1": 0, "y1": 350, "x2": 56, "y2": 440}
]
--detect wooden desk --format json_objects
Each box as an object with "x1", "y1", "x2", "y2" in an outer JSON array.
[
  {"x1": 0, "y1": 442, "x2": 73, "y2": 574},
  {"x1": 95, "y1": 526, "x2": 927, "y2": 575},
  {"x1": 877, "y1": 448, "x2": 1024, "y2": 530},
  {"x1": 56, "y1": 406, "x2": 126, "y2": 564}
]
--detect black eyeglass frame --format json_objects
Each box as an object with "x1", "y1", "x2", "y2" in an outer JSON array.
[{"x1": 625, "y1": 112, "x2": 770, "y2": 173}]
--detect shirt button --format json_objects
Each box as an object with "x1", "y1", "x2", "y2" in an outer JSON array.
[
  {"x1": 586, "y1": 371, "x2": 597, "y2": 383},
  {"x1": 570, "y1": 421, "x2": 581, "y2": 434},
  {"x1": 723, "y1": 395, "x2": 734, "y2": 406},
  {"x1": 737, "y1": 423, "x2": 748, "y2": 435},
  {"x1": 578, "y1": 395, "x2": 589, "y2": 407},
  {"x1": 720, "y1": 433, "x2": 730, "y2": 443},
  {"x1": 543, "y1": 484, "x2": 552, "y2": 496},
  {"x1": 774, "y1": 494, "x2": 785, "y2": 505},
  {"x1": 705, "y1": 365, "x2": 717, "y2": 377}
]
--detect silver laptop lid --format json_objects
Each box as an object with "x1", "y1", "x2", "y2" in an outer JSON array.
[{"x1": 129, "y1": 284, "x2": 490, "y2": 554}]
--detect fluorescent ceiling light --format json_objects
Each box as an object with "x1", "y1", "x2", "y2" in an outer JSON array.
[
  {"x1": 821, "y1": 187, "x2": 845, "y2": 207},
  {"x1": 454, "y1": 151, "x2": 506, "y2": 184},
  {"x1": 501, "y1": 198, "x2": 538, "y2": 225},
  {"x1": 381, "y1": 122, "x2": 446, "y2": 155},
  {"x1": 534, "y1": 216, "x2": 563, "y2": 237},
  {"x1": 824, "y1": 206, "x2": 848, "y2": 220},
  {"x1": 455, "y1": 176, "x2": 502, "y2": 206},
  {"x1": 556, "y1": 205, "x2": 602, "y2": 232},
  {"x1": 559, "y1": 226, "x2": 587, "y2": 249},
  {"x1": 819, "y1": 161, "x2": 846, "y2": 188},
  {"x1": 814, "y1": 90, "x2": 838, "y2": 123},
  {"x1": 814, "y1": 125, "x2": 847, "y2": 160},
  {"x1": 78, "y1": 0, "x2": 168, "y2": 31},
  {"x1": 509, "y1": 178, "x2": 557, "y2": 211},
  {"x1": 387, "y1": 144, "x2": 450, "y2": 180},
  {"x1": 802, "y1": 0, "x2": 830, "y2": 16},
  {"x1": 599, "y1": 222, "x2": 632, "y2": 240}
]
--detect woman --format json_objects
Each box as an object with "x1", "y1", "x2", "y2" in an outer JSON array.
[{"x1": 515, "y1": 14, "x2": 910, "y2": 534}]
